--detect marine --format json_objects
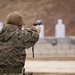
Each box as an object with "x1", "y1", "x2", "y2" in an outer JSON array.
[{"x1": 0, "y1": 12, "x2": 41, "y2": 74}]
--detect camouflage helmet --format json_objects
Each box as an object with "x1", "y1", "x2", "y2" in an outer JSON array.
[{"x1": 6, "y1": 12, "x2": 25, "y2": 26}]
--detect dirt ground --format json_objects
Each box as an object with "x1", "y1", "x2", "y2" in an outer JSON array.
[{"x1": 0, "y1": 0, "x2": 75, "y2": 36}]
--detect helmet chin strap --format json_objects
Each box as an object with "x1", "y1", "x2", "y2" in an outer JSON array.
[{"x1": 16, "y1": 25, "x2": 22, "y2": 30}]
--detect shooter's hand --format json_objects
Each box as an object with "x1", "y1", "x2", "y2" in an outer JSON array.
[
  {"x1": 34, "y1": 25, "x2": 41, "y2": 33},
  {"x1": 33, "y1": 20, "x2": 42, "y2": 33}
]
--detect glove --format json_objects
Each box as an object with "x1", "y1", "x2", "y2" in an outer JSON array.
[{"x1": 33, "y1": 20, "x2": 42, "y2": 26}]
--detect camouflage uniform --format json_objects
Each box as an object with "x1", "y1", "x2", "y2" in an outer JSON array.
[{"x1": 0, "y1": 12, "x2": 39, "y2": 74}]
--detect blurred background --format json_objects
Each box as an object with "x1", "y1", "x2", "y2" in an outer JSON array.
[
  {"x1": 0, "y1": 0, "x2": 75, "y2": 75},
  {"x1": 0, "y1": 0, "x2": 75, "y2": 37}
]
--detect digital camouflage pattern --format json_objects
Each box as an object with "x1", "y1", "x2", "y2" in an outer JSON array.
[{"x1": 0, "y1": 24, "x2": 39, "y2": 68}]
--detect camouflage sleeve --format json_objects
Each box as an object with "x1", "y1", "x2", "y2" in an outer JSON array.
[
  {"x1": 24, "y1": 28, "x2": 39, "y2": 41},
  {"x1": 18, "y1": 28, "x2": 39, "y2": 48},
  {"x1": 0, "y1": 25, "x2": 39, "y2": 48}
]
